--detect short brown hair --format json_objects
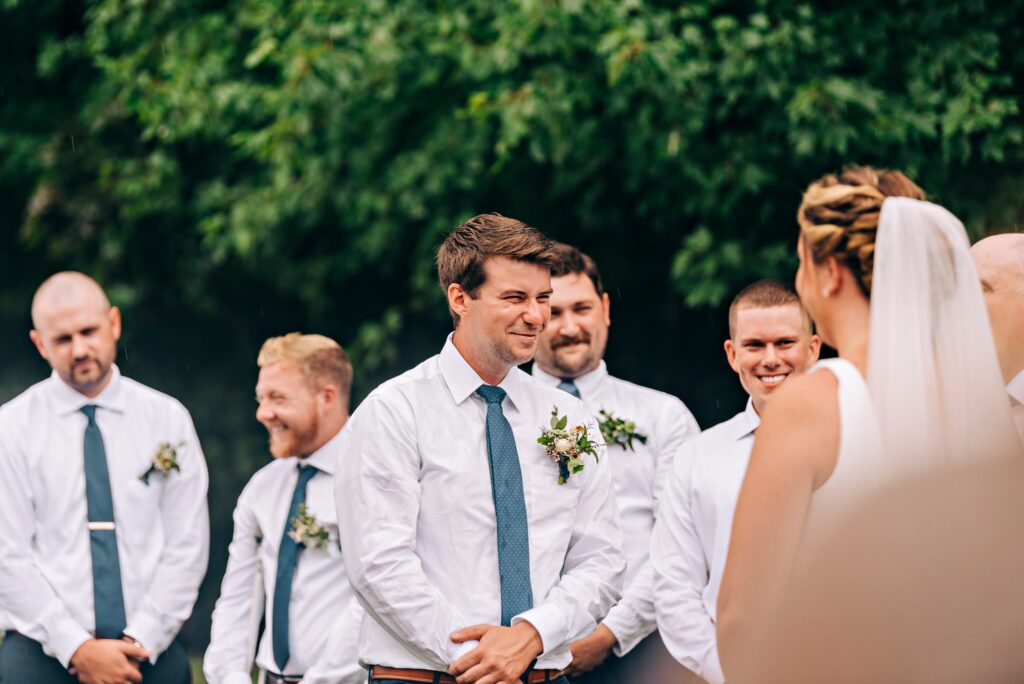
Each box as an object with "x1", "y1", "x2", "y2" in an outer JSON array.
[
  {"x1": 257, "y1": 333, "x2": 353, "y2": 405},
  {"x1": 551, "y1": 242, "x2": 604, "y2": 296},
  {"x1": 798, "y1": 166, "x2": 926, "y2": 297},
  {"x1": 436, "y1": 213, "x2": 561, "y2": 324},
  {"x1": 728, "y1": 279, "x2": 812, "y2": 338}
]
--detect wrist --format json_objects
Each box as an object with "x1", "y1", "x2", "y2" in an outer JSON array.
[
  {"x1": 595, "y1": 623, "x2": 619, "y2": 648},
  {"x1": 513, "y1": 620, "x2": 544, "y2": 658}
]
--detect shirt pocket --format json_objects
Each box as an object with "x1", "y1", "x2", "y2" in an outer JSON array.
[{"x1": 526, "y1": 451, "x2": 583, "y2": 563}]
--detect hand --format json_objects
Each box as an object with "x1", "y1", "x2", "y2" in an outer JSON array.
[
  {"x1": 69, "y1": 638, "x2": 149, "y2": 684},
  {"x1": 564, "y1": 623, "x2": 618, "y2": 677},
  {"x1": 449, "y1": 622, "x2": 544, "y2": 684}
]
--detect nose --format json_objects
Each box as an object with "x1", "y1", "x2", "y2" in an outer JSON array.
[
  {"x1": 524, "y1": 298, "x2": 546, "y2": 328},
  {"x1": 763, "y1": 344, "x2": 780, "y2": 367},
  {"x1": 255, "y1": 400, "x2": 274, "y2": 423},
  {"x1": 559, "y1": 311, "x2": 581, "y2": 337},
  {"x1": 70, "y1": 334, "x2": 89, "y2": 360}
]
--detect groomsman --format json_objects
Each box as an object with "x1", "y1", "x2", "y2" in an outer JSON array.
[
  {"x1": 971, "y1": 234, "x2": 1024, "y2": 443},
  {"x1": 531, "y1": 243, "x2": 700, "y2": 683},
  {"x1": 650, "y1": 280, "x2": 819, "y2": 684},
  {"x1": 204, "y1": 333, "x2": 364, "y2": 684},
  {"x1": 0, "y1": 272, "x2": 209, "y2": 683},
  {"x1": 335, "y1": 214, "x2": 625, "y2": 684}
]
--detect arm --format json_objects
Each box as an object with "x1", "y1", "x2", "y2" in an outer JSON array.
[
  {"x1": 125, "y1": 407, "x2": 210, "y2": 658},
  {"x1": 0, "y1": 407, "x2": 91, "y2": 667},
  {"x1": 716, "y1": 372, "x2": 839, "y2": 680},
  {"x1": 651, "y1": 443, "x2": 722, "y2": 684},
  {"x1": 301, "y1": 595, "x2": 367, "y2": 684},
  {"x1": 203, "y1": 486, "x2": 263, "y2": 684},
  {"x1": 602, "y1": 398, "x2": 701, "y2": 656},
  {"x1": 334, "y1": 393, "x2": 473, "y2": 669}
]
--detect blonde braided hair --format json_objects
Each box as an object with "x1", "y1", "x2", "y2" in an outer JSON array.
[{"x1": 798, "y1": 166, "x2": 926, "y2": 296}]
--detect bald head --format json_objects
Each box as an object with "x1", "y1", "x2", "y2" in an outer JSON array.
[
  {"x1": 971, "y1": 234, "x2": 1024, "y2": 383},
  {"x1": 29, "y1": 272, "x2": 121, "y2": 397}
]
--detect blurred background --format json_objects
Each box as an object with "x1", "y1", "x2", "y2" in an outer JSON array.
[{"x1": 2, "y1": 0, "x2": 1022, "y2": 665}]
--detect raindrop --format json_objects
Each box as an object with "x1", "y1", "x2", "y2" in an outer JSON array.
[{"x1": 71, "y1": 135, "x2": 76, "y2": 151}]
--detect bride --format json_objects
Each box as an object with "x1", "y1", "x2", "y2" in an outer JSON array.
[{"x1": 715, "y1": 166, "x2": 1021, "y2": 678}]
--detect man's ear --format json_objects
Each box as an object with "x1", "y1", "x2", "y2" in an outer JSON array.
[
  {"x1": 29, "y1": 329, "x2": 48, "y2": 362},
  {"x1": 808, "y1": 334, "x2": 822, "y2": 363},
  {"x1": 724, "y1": 338, "x2": 740, "y2": 373},
  {"x1": 319, "y1": 383, "x2": 339, "y2": 413},
  {"x1": 108, "y1": 306, "x2": 123, "y2": 342},
  {"x1": 448, "y1": 283, "x2": 471, "y2": 322},
  {"x1": 601, "y1": 292, "x2": 611, "y2": 327}
]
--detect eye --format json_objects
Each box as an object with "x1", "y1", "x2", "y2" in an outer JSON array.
[
  {"x1": 538, "y1": 294, "x2": 551, "y2": 303},
  {"x1": 575, "y1": 305, "x2": 592, "y2": 313}
]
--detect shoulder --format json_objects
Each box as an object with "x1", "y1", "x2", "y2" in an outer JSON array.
[
  {"x1": 760, "y1": 369, "x2": 838, "y2": 425},
  {"x1": 0, "y1": 378, "x2": 51, "y2": 419},
  {"x1": 238, "y1": 458, "x2": 286, "y2": 499},
  {"x1": 120, "y1": 376, "x2": 193, "y2": 419},
  {"x1": 605, "y1": 374, "x2": 697, "y2": 423}
]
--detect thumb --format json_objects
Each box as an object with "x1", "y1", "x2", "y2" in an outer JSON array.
[
  {"x1": 117, "y1": 641, "x2": 151, "y2": 660},
  {"x1": 450, "y1": 623, "x2": 493, "y2": 643}
]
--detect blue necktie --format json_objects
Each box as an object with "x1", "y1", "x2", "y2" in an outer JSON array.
[
  {"x1": 81, "y1": 405, "x2": 127, "y2": 639},
  {"x1": 475, "y1": 385, "x2": 533, "y2": 626},
  {"x1": 272, "y1": 463, "x2": 319, "y2": 672},
  {"x1": 557, "y1": 378, "x2": 581, "y2": 399}
]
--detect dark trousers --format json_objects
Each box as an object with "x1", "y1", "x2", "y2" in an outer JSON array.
[
  {"x1": 0, "y1": 632, "x2": 190, "y2": 684},
  {"x1": 570, "y1": 631, "x2": 703, "y2": 684}
]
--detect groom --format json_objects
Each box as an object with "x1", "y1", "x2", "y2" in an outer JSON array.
[{"x1": 335, "y1": 213, "x2": 625, "y2": 684}]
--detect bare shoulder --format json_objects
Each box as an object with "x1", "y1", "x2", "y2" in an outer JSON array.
[{"x1": 753, "y1": 369, "x2": 840, "y2": 489}]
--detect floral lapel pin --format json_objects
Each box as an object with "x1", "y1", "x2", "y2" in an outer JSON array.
[
  {"x1": 288, "y1": 503, "x2": 329, "y2": 550},
  {"x1": 538, "y1": 406, "x2": 601, "y2": 484},
  {"x1": 598, "y1": 410, "x2": 648, "y2": 451},
  {"x1": 140, "y1": 441, "x2": 183, "y2": 485}
]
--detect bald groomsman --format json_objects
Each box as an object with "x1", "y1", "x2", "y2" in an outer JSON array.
[
  {"x1": 972, "y1": 233, "x2": 1024, "y2": 443},
  {"x1": 651, "y1": 280, "x2": 820, "y2": 684},
  {"x1": 0, "y1": 272, "x2": 209, "y2": 684},
  {"x1": 532, "y1": 243, "x2": 700, "y2": 683},
  {"x1": 204, "y1": 333, "x2": 364, "y2": 684}
]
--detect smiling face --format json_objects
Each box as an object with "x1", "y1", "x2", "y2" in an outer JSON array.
[
  {"x1": 534, "y1": 271, "x2": 610, "y2": 379},
  {"x1": 450, "y1": 256, "x2": 553, "y2": 377},
  {"x1": 255, "y1": 360, "x2": 323, "y2": 458},
  {"x1": 725, "y1": 303, "x2": 821, "y2": 413}
]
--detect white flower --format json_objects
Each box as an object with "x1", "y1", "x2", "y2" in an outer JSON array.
[{"x1": 554, "y1": 438, "x2": 572, "y2": 453}]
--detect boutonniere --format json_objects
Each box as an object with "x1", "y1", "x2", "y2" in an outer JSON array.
[
  {"x1": 598, "y1": 410, "x2": 648, "y2": 451},
  {"x1": 288, "y1": 503, "x2": 329, "y2": 550},
  {"x1": 537, "y1": 406, "x2": 601, "y2": 485},
  {"x1": 139, "y1": 441, "x2": 183, "y2": 485}
]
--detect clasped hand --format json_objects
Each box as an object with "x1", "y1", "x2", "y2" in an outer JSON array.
[
  {"x1": 448, "y1": 621, "x2": 543, "y2": 684},
  {"x1": 69, "y1": 637, "x2": 150, "y2": 684}
]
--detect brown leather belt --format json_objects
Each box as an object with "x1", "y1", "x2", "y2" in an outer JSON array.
[{"x1": 370, "y1": 665, "x2": 563, "y2": 683}]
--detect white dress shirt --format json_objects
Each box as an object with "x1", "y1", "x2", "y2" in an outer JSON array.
[
  {"x1": 334, "y1": 335, "x2": 626, "y2": 672},
  {"x1": 532, "y1": 361, "x2": 699, "y2": 655},
  {"x1": 204, "y1": 430, "x2": 364, "y2": 684},
  {"x1": 0, "y1": 365, "x2": 210, "y2": 667},
  {"x1": 651, "y1": 400, "x2": 759, "y2": 684}
]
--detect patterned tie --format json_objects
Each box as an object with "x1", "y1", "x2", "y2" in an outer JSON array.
[
  {"x1": 81, "y1": 405, "x2": 127, "y2": 639},
  {"x1": 272, "y1": 463, "x2": 319, "y2": 672},
  {"x1": 557, "y1": 378, "x2": 581, "y2": 399},
  {"x1": 475, "y1": 385, "x2": 533, "y2": 626}
]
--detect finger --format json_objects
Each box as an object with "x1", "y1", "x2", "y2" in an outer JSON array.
[
  {"x1": 118, "y1": 642, "x2": 151, "y2": 660},
  {"x1": 125, "y1": 664, "x2": 144, "y2": 683},
  {"x1": 455, "y1": 660, "x2": 495, "y2": 684},
  {"x1": 451, "y1": 623, "x2": 493, "y2": 643},
  {"x1": 449, "y1": 646, "x2": 483, "y2": 676}
]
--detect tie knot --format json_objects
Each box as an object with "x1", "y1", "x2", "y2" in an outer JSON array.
[
  {"x1": 476, "y1": 385, "x2": 507, "y2": 405},
  {"x1": 557, "y1": 379, "x2": 581, "y2": 399},
  {"x1": 80, "y1": 404, "x2": 98, "y2": 422},
  {"x1": 297, "y1": 463, "x2": 319, "y2": 483}
]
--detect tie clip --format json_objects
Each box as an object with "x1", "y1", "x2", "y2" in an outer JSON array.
[{"x1": 87, "y1": 521, "x2": 116, "y2": 531}]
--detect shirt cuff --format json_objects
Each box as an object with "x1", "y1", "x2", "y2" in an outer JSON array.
[
  {"x1": 601, "y1": 603, "x2": 652, "y2": 657},
  {"x1": 512, "y1": 603, "x2": 567, "y2": 656},
  {"x1": 703, "y1": 649, "x2": 726, "y2": 684},
  {"x1": 124, "y1": 613, "x2": 167, "y2": 666},
  {"x1": 49, "y1": 619, "x2": 93, "y2": 669}
]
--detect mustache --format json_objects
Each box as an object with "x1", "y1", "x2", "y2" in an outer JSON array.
[{"x1": 552, "y1": 332, "x2": 591, "y2": 350}]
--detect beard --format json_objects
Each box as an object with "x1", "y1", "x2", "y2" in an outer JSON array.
[
  {"x1": 266, "y1": 413, "x2": 321, "y2": 458},
  {"x1": 67, "y1": 357, "x2": 113, "y2": 394},
  {"x1": 547, "y1": 332, "x2": 601, "y2": 378}
]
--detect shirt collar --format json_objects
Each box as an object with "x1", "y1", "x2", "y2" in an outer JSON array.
[
  {"x1": 734, "y1": 397, "x2": 760, "y2": 440},
  {"x1": 291, "y1": 425, "x2": 345, "y2": 476},
  {"x1": 47, "y1": 364, "x2": 127, "y2": 416},
  {"x1": 438, "y1": 333, "x2": 526, "y2": 411},
  {"x1": 531, "y1": 360, "x2": 608, "y2": 400},
  {"x1": 1009, "y1": 369, "x2": 1024, "y2": 405}
]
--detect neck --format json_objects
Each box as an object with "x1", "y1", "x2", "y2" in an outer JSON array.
[
  {"x1": 452, "y1": 329, "x2": 513, "y2": 386},
  {"x1": 826, "y1": 299, "x2": 871, "y2": 375},
  {"x1": 298, "y1": 414, "x2": 348, "y2": 458}
]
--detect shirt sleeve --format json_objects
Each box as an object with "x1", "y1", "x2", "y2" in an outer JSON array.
[
  {"x1": 512, "y1": 405, "x2": 627, "y2": 655},
  {"x1": 603, "y1": 396, "x2": 701, "y2": 655},
  {"x1": 203, "y1": 483, "x2": 264, "y2": 684},
  {"x1": 125, "y1": 404, "x2": 210, "y2": 660},
  {"x1": 651, "y1": 443, "x2": 724, "y2": 684},
  {"x1": 302, "y1": 595, "x2": 367, "y2": 684},
  {"x1": 0, "y1": 405, "x2": 92, "y2": 667},
  {"x1": 334, "y1": 392, "x2": 475, "y2": 669}
]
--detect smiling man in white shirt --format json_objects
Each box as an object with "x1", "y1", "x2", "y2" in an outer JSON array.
[
  {"x1": 335, "y1": 213, "x2": 626, "y2": 684},
  {"x1": 531, "y1": 243, "x2": 700, "y2": 683},
  {"x1": 650, "y1": 280, "x2": 819, "y2": 684},
  {"x1": 0, "y1": 271, "x2": 209, "y2": 684},
  {"x1": 204, "y1": 333, "x2": 364, "y2": 684},
  {"x1": 971, "y1": 234, "x2": 1024, "y2": 444}
]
